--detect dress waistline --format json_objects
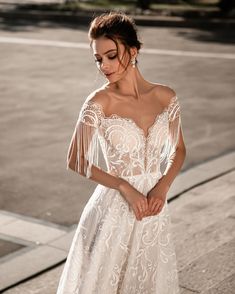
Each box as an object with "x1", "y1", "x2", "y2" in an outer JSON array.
[{"x1": 120, "y1": 171, "x2": 162, "y2": 180}]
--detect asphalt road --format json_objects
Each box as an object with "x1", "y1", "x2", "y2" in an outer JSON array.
[{"x1": 0, "y1": 19, "x2": 235, "y2": 226}]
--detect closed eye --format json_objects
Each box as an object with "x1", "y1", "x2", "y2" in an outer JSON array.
[
  {"x1": 108, "y1": 55, "x2": 117, "y2": 60},
  {"x1": 95, "y1": 55, "x2": 117, "y2": 63}
]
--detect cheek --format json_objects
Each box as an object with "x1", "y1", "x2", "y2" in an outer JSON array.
[
  {"x1": 119, "y1": 54, "x2": 130, "y2": 69},
  {"x1": 118, "y1": 54, "x2": 130, "y2": 71}
]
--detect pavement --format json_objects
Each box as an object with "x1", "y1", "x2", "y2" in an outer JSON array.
[{"x1": 0, "y1": 2, "x2": 235, "y2": 293}]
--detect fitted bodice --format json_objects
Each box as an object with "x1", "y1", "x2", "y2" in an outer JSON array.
[{"x1": 67, "y1": 95, "x2": 181, "y2": 179}]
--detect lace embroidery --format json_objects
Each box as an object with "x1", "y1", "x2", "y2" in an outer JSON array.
[
  {"x1": 67, "y1": 95, "x2": 181, "y2": 178},
  {"x1": 84, "y1": 95, "x2": 179, "y2": 141}
]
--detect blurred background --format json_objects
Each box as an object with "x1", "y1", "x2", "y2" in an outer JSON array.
[
  {"x1": 0, "y1": 0, "x2": 234, "y2": 293},
  {"x1": 1, "y1": 0, "x2": 235, "y2": 17}
]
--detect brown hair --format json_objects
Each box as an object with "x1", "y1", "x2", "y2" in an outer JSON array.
[{"x1": 88, "y1": 12, "x2": 142, "y2": 69}]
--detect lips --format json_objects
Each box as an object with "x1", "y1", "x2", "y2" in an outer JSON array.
[{"x1": 104, "y1": 72, "x2": 114, "y2": 77}]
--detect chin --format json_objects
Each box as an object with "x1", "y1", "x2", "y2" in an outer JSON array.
[{"x1": 107, "y1": 74, "x2": 124, "y2": 84}]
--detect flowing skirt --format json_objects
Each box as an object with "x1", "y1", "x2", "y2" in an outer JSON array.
[{"x1": 56, "y1": 172, "x2": 180, "y2": 294}]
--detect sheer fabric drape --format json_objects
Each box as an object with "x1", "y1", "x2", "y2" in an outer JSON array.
[{"x1": 66, "y1": 101, "x2": 103, "y2": 178}]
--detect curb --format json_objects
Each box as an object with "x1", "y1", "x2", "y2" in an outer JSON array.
[
  {"x1": 0, "y1": 9, "x2": 234, "y2": 29},
  {"x1": 0, "y1": 210, "x2": 75, "y2": 292},
  {"x1": 167, "y1": 150, "x2": 235, "y2": 201}
]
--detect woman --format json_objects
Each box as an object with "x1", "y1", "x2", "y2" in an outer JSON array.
[{"x1": 57, "y1": 12, "x2": 186, "y2": 294}]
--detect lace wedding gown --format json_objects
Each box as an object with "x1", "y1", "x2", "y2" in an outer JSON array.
[{"x1": 56, "y1": 94, "x2": 181, "y2": 294}]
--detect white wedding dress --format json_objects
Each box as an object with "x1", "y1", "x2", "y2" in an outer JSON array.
[{"x1": 56, "y1": 94, "x2": 181, "y2": 294}]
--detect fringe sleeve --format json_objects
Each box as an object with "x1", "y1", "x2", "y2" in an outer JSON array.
[
  {"x1": 160, "y1": 95, "x2": 181, "y2": 176},
  {"x1": 66, "y1": 101, "x2": 102, "y2": 178}
]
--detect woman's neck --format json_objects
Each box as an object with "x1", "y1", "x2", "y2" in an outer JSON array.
[{"x1": 107, "y1": 66, "x2": 149, "y2": 101}]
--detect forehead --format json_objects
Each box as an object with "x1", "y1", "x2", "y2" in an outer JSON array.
[{"x1": 91, "y1": 37, "x2": 124, "y2": 55}]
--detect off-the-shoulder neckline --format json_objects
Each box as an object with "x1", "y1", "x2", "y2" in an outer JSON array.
[
  {"x1": 85, "y1": 95, "x2": 177, "y2": 118},
  {"x1": 84, "y1": 95, "x2": 178, "y2": 140}
]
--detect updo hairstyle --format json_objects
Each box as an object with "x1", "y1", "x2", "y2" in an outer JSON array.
[{"x1": 88, "y1": 12, "x2": 143, "y2": 69}]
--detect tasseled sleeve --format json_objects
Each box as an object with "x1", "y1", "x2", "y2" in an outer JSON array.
[
  {"x1": 160, "y1": 95, "x2": 181, "y2": 176},
  {"x1": 66, "y1": 100, "x2": 102, "y2": 178}
]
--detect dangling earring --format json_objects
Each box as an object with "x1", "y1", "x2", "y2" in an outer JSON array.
[{"x1": 131, "y1": 57, "x2": 136, "y2": 68}]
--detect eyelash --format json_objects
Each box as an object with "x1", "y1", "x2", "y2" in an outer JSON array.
[{"x1": 95, "y1": 55, "x2": 117, "y2": 63}]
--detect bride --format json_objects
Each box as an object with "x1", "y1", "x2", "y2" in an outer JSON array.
[{"x1": 57, "y1": 11, "x2": 186, "y2": 294}]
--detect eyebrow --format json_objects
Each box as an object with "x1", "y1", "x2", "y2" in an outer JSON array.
[{"x1": 94, "y1": 49, "x2": 117, "y2": 56}]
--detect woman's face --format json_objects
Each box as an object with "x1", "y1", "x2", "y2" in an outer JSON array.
[{"x1": 91, "y1": 36, "x2": 131, "y2": 83}]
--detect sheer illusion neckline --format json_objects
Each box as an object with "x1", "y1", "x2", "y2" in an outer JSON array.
[{"x1": 86, "y1": 95, "x2": 177, "y2": 140}]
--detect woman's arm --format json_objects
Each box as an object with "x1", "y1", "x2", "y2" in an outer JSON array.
[
  {"x1": 154, "y1": 126, "x2": 186, "y2": 192},
  {"x1": 70, "y1": 160, "x2": 124, "y2": 191},
  {"x1": 71, "y1": 162, "x2": 149, "y2": 221},
  {"x1": 146, "y1": 126, "x2": 186, "y2": 215}
]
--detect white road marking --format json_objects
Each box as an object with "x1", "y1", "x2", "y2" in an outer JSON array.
[
  {"x1": 0, "y1": 36, "x2": 89, "y2": 49},
  {"x1": 142, "y1": 47, "x2": 235, "y2": 59},
  {"x1": 0, "y1": 36, "x2": 235, "y2": 59}
]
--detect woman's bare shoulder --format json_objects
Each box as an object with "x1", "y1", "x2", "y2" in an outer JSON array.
[
  {"x1": 84, "y1": 85, "x2": 110, "y2": 108},
  {"x1": 151, "y1": 83, "x2": 177, "y2": 107}
]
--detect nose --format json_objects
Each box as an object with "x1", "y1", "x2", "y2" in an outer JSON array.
[{"x1": 100, "y1": 60, "x2": 110, "y2": 73}]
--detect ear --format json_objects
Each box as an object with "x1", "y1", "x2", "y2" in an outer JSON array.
[{"x1": 130, "y1": 47, "x2": 138, "y2": 58}]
